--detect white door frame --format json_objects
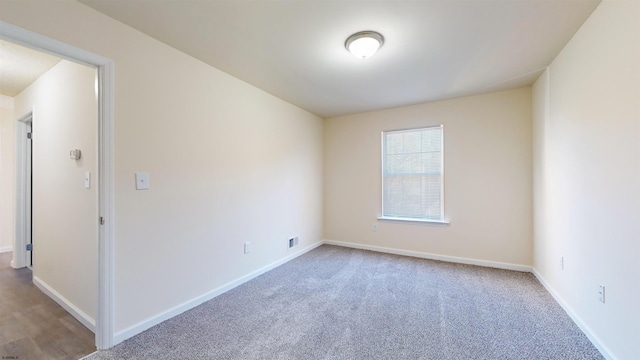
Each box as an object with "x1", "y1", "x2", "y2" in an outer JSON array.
[
  {"x1": 12, "y1": 112, "x2": 32, "y2": 270},
  {"x1": 0, "y1": 20, "x2": 115, "y2": 349}
]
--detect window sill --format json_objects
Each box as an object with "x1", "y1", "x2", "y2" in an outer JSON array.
[{"x1": 377, "y1": 216, "x2": 450, "y2": 225}]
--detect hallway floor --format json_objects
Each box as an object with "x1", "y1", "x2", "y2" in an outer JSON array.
[{"x1": 0, "y1": 252, "x2": 95, "y2": 360}]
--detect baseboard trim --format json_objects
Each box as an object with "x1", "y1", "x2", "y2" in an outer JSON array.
[
  {"x1": 0, "y1": 246, "x2": 13, "y2": 253},
  {"x1": 322, "y1": 239, "x2": 532, "y2": 272},
  {"x1": 78, "y1": 351, "x2": 98, "y2": 360},
  {"x1": 113, "y1": 241, "x2": 324, "y2": 345},
  {"x1": 531, "y1": 268, "x2": 615, "y2": 360},
  {"x1": 33, "y1": 276, "x2": 96, "y2": 332}
]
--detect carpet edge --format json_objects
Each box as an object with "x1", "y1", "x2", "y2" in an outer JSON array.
[
  {"x1": 532, "y1": 268, "x2": 615, "y2": 360},
  {"x1": 112, "y1": 241, "x2": 324, "y2": 346},
  {"x1": 322, "y1": 239, "x2": 532, "y2": 272}
]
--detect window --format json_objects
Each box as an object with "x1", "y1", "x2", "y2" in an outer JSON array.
[{"x1": 381, "y1": 125, "x2": 445, "y2": 223}]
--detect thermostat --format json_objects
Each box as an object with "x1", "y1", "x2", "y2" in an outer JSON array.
[{"x1": 70, "y1": 149, "x2": 81, "y2": 160}]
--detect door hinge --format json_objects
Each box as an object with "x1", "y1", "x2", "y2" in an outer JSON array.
[
  {"x1": 100, "y1": 217, "x2": 105, "y2": 225},
  {"x1": 26, "y1": 243, "x2": 32, "y2": 251},
  {"x1": 27, "y1": 132, "x2": 32, "y2": 140}
]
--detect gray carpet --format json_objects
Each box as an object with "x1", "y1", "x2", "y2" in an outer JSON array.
[{"x1": 87, "y1": 245, "x2": 603, "y2": 359}]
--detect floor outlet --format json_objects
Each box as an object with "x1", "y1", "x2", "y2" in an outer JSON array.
[
  {"x1": 244, "y1": 242, "x2": 251, "y2": 254},
  {"x1": 598, "y1": 285, "x2": 605, "y2": 303}
]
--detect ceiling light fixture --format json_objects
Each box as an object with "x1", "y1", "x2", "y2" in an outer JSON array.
[{"x1": 345, "y1": 31, "x2": 384, "y2": 59}]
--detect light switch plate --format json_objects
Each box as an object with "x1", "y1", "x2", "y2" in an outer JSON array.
[
  {"x1": 84, "y1": 171, "x2": 91, "y2": 189},
  {"x1": 135, "y1": 173, "x2": 150, "y2": 190}
]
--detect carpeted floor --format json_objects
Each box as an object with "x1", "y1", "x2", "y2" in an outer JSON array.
[{"x1": 87, "y1": 245, "x2": 603, "y2": 359}]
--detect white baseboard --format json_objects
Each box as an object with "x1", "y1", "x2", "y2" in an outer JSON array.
[
  {"x1": 531, "y1": 268, "x2": 615, "y2": 360},
  {"x1": 113, "y1": 241, "x2": 324, "y2": 345},
  {"x1": 323, "y1": 240, "x2": 613, "y2": 357},
  {"x1": 102, "y1": 239, "x2": 612, "y2": 359},
  {"x1": 102, "y1": 239, "x2": 611, "y2": 359},
  {"x1": 33, "y1": 276, "x2": 96, "y2": 332},
  {"x1": 322, "y1": 239, "x2": 532, "y2": 272},
  {"x1": 78, "y1": 351, "x2": 98, "y2": 360},
  {"x1": 0, "y1": 246, "x2": 13, "y2": 253}
]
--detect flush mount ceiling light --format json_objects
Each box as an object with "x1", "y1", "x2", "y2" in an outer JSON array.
[{"x1": 345, "y1": 31, "x2": 384, "y2": 59}]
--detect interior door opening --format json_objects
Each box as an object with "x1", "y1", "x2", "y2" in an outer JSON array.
[
  {"x1": 26, "y1": 120, "x2": 32, "y2": 268},
  {"x1": 2, "y1": 19, "x2": 115, "y2": 349},
  {"x1": 12, "y1": 112, "x2": 32, "y2": 270}
]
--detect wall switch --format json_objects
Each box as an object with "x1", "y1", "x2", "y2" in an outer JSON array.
[
  {"x1": 560, "y1": 256, "x2": 564, "y2": 270},
  {"x1": 84, "y1": 171, "x2": 91, "y2": 189},
  {"x1": 372, "y1": 224, "x2": 378, "y2": 232},
  {"x1": 598, "y1": 285, "x2": 605, "y2": 303},
  {"x1": 244, "y1": 242, "x2": 251, "y2": 254},
  {"x1": 135, "y1": 173, "x2": 150, "y2": 190}
]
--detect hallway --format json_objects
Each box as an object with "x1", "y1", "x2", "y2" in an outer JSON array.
[{"x1": 0, "y1": 252, "x2": 95, "y2": 359}]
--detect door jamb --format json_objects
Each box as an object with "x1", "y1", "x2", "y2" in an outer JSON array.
[
  {"x1": 0, "y1": 20, "x2": 115, "y2": 349},
  {"x1": 12, "y1": 112, "x2": 32, "y2": 270}
]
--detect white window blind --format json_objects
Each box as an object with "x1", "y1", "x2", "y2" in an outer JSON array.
[{"x1": 382, "y1": 125, "x2": 444, "y2": 221}]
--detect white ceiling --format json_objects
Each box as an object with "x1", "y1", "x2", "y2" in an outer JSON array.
[
  {"x1": 80, "y1": 0, "x2": 600, "y2": 118},
  {"x1": 0, "y1": 39, "x2": 61, "y2": 97}
]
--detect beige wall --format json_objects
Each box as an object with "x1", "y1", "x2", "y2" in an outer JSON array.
[
  {"x1": 0, "y1": 0, "x2": 324, "y2": 340},
  {"x1": 532, "y1": 1, "x2": 640, "y2": 359},
  {"x1": 0, "y1": 99, "x2": 15, "y2": 253},
  {"x1": 324, "y1": 88, "x2": 533, "y2": 267},
  {"x1": 14, "y1": 59, "x2": 98, "y2": 324},
  {"x1": 10, "y1": 2, "x2": 638, "y2": 357}
]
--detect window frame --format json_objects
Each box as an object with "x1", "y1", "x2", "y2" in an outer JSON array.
[{"x1": 378, "y1": 125, "x2": 449, "y2": 224}]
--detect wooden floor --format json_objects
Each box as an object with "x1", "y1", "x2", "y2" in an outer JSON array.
[{"x1": 0, "y1": 252, "x2": 96, "y2": 360}]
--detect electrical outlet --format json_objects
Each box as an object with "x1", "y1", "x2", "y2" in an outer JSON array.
[
  {"x1": 244, "y1": 241, "x2": 251, "y2": 254},
  {"x1": 372, "y1": 223, "x2": 378, "y2": 232},
  {"x1": 598, "y1": 285, "x2": 605, "y2": 303}
]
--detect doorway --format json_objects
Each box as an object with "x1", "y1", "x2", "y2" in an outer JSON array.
[
  {"x1": 11, "y1": 111, "x2": 33, "y2": 271},
  {"x1": 15, "y1": 113, "x2": 32, "y2": 269},
  {"x1": 14, "y1": 57, "x2": 100, "y2": 334},
  {"x1": 1, "y1": 20, "x2": 115, "y2": 349}
]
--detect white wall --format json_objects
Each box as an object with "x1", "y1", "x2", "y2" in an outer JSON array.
[
  {"x1": 0, "y1": 0, "x2": 324, "y2": 342},
  {"x1": 0, "y1": 96, "x2": 15, "y2": 253},
  {"x1": 532, "y1": 1, "x2": 640, "y2": 359},
  {"x1": 13, "y1": 59, "x2": 98, "y2": 324},
  {"x1": 324, "y1": 88, "x2": 533, "y2": 268}
]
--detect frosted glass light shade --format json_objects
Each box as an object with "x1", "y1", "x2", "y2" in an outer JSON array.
[{"x1": 345, "y1": 31, "x2": 384, "y2": 59}]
